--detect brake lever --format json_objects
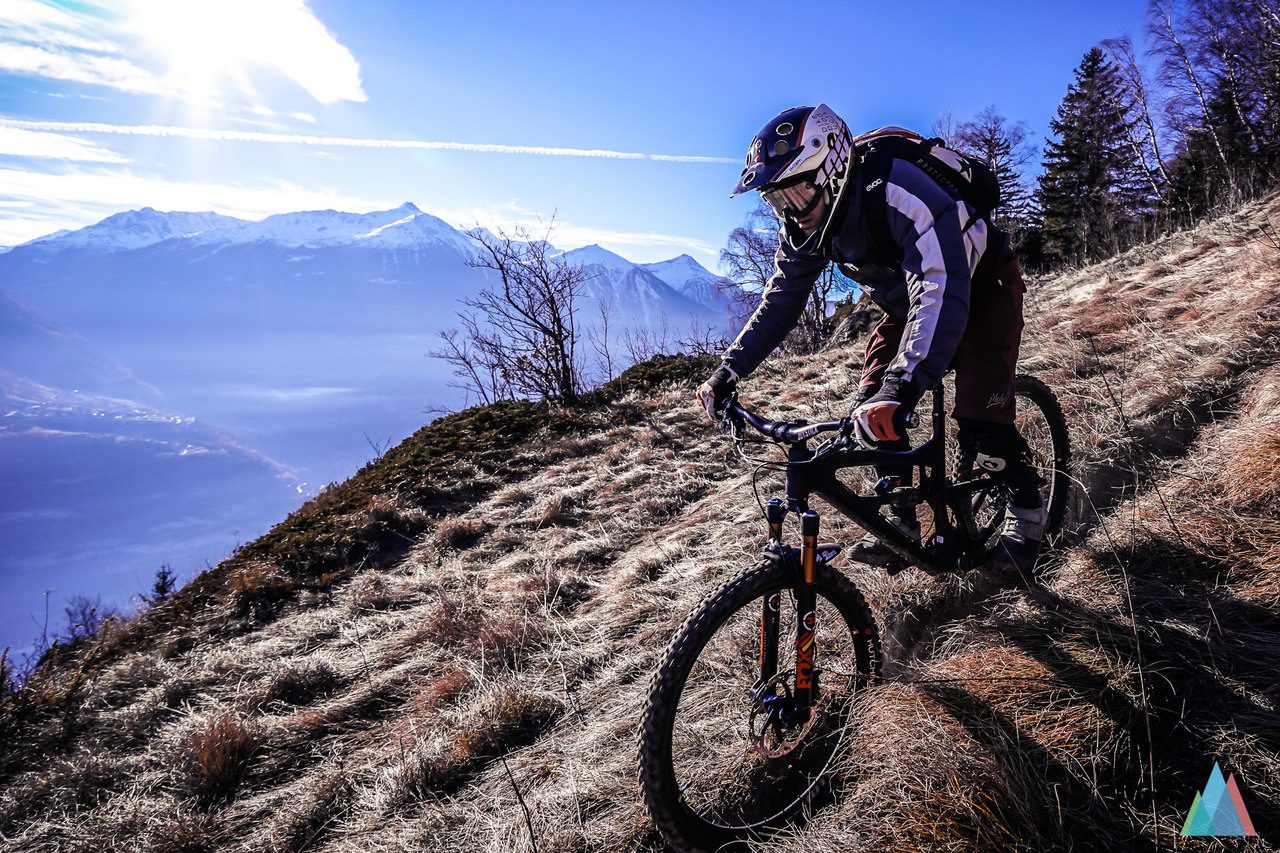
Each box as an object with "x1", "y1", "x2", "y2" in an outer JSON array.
[{"x1": 719, "y1": 397, "x2": 745, "y2": 439}]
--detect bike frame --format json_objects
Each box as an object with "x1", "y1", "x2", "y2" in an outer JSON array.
[{"x1": 745, "y1": 383, "x2": 1001, "y2": 720}]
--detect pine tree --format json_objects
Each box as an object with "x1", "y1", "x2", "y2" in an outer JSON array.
[
  {"x1": 1037, "y1": 47, "x2": 1155, "y2": 265},
  {"x1": 143, "y1": 564, "x2": 177, "y2": 607},
  {"x1": 1165, "y1": 82, "x2": 1258, "y2": 216}
]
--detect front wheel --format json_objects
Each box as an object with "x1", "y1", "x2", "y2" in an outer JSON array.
[{"x1": 638, "y1": 557, "x2": 880, "y2": 852}]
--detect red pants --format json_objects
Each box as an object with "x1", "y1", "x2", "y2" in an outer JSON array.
[{"x1": 859, "y1": 254, "x2": 1027, "y2": 424}]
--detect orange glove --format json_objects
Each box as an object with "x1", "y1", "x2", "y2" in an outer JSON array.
[{"x1": 850, "y1": 400, "x2": 902, "y2": 443}]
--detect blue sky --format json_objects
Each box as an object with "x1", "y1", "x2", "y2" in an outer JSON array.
[{"x1": 0, "y1": 0, "x2": 1152, "y2": 265}]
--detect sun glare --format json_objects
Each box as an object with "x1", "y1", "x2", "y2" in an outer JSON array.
[{"x1": 127, "y1": 0, "x2": 270, "y2": 102}]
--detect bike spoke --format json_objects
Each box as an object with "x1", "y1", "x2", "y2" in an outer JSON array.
[{"x1": 666, "y1": 587, "x2": 866, "y2": 829}]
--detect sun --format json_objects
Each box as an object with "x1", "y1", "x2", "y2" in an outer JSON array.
[{"x1": 126, "y1": 0, "x2": 266, "y2": 103}]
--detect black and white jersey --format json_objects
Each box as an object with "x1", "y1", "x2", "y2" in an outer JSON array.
[{"x1": 721, "y1": 141, "x2": 1006, "y2": 410}]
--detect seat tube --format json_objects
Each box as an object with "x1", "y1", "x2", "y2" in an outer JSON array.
[{"x1": 794, "y1": 510, "x2": 819, "y2": 714}]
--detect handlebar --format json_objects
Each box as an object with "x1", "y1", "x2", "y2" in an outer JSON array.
[{"x1": 723, "y1": 395, "x2": 920, "y2": 445}]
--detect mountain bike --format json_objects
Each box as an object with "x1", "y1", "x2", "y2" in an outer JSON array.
[{"x1": 637, "y1": 374, "x2": 1071, "y2": 852}]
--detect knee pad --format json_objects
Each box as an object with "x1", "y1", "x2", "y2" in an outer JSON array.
[
  {"x1": 956, "y1": 418, "x2": 1042, "y2": 506},
  {"x1": 956, "y1": 419, "x2": 1026, "y2": 471}
]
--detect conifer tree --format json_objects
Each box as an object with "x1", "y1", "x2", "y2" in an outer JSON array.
[{"x1": 1037, "y1": 47, "x2": 1154, "y2": 264}]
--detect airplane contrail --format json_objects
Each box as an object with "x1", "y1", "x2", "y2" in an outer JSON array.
[{"x1": 0, "y1": 118, "x2": 737, "y2": 164}]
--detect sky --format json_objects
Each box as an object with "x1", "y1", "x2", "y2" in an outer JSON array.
[{"x1": 0, "y1": 0, "x2": 1155, "y2": 266}]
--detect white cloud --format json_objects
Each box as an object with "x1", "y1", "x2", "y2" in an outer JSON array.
[
  {"x1": 0, "y1": 1, "x2": 124, "y2": 56},
  {"x1": 0, "y1": 164, "x2": 394, "y2": 244},
  {"x1": 0, "y1": 125, "x2": 130, "y2": 163},
  {"x1": 248, "y1": 104, "x2": 276, "y2": 116},
  {"x1": 0, "y1": 0, "x2": 365, "y2": 106},
  {"x1": 290, "y1": 111, "x2": 317, "y2": 124},
  {"x1": 0, "y1": 42, "x2": 167, "y2": 95},
  {"x1": 123, "y1": 0, "x2": 365, "y2": 104},
  {"x1": 0, "y1": 118, "x2": 738, "y2": 164}
]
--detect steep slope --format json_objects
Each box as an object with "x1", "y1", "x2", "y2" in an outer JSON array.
[{"x1": 2, "y1": 195, "x2": 1278, "y2": 851}]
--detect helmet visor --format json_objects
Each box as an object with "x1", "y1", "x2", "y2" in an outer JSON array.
[{"x1": 762, "y1": 180, "x2": 821, "y2": 220}]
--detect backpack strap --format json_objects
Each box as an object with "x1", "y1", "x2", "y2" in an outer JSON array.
[{"x1": 852, "y1": 139, "x2": 904, "y2": 266}]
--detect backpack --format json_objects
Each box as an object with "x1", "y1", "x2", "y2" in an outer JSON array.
[{"x1": 852, "y1": 126, "x2": 1001, "y2": 218}]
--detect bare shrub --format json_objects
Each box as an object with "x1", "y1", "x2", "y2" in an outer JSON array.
[
  {"x1": 433, "y1": 517, "x2": 492, "y2": 550},
  {"x1": 177, "y1": 714, "x2": 262, "y2": 807},
  {"x1": 258, "y1": 659, "x2": 342, "y2": 709}
]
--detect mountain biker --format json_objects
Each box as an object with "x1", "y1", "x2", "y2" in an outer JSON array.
[{"x1": 696, "y1": 104, "x2": 1045, "y2": 581}]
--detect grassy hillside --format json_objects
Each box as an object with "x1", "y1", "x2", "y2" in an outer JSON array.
[{"x1": 2, "y1": 195, "x2": 1278, "y2": 851}]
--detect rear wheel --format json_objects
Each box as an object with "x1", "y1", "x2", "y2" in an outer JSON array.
[
  {"x1": 951, "y1": 374, "x2": 1072, "y2": 550},
  {"x1": 638, "y1": 557, "x2": 880, "y2": 852}
]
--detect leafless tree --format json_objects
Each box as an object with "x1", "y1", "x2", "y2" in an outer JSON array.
[
  {"x1": 678, "y1": 319, "x2": 729, "y2": 356},
  {"x1": 931, "y1": 111, "x2": 961, "y2": 148},
  {"x1": 62, "y1": 595, "x2": 117, "y2": 643},
  {"x1": 720, "y1": 200, "x2": 849, "y2": 354},
  {"x1": 718, "y1": 201, "x2": 775, "y2": 326},
  {"x1": 1103, "y1": 36, "x2": 1174, "y2": 198},
  {"x1": 1149, "y1": 0, "x2": 1232, "y2": 175},
  {"x1": 587, "y1": 300, "x2": 617, "y2": 383},
  {"x1": 946, "y1": 106, "x2": 1038, "y2": 232},
  {"x1": 431, "y1": 224, "x2": 591, "y2": 404},
  {"x1": 429, "y1": 326, "x2": 511, "y2": 406},
  {"x1": 622, "y1": 312, "x2": 672, "y2": 364}
]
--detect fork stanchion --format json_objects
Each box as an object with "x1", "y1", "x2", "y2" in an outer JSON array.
[{"x1": 795, "y1": 511, "x2": 820, "y2": 715}]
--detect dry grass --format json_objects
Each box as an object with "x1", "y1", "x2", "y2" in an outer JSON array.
[
  {"x1": 1, "y1": 196, "x2": 1279, "y2": 850},
  {"x1": 177, "y1": 713, "x2": 262, "y2": 807}
]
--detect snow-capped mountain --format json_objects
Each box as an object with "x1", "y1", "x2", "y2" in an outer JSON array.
[
  {"x1": 559, "y1": 244, "x2": 723, "y2": 328},
  {"x1": 186, "y1": 202, "x2": 478, "y2": 255},
  {"x1": 641, "y1": 253, "x2": 734, "y2": 314},
  {"x1": 17, "y1": 208, "x2": 244, "y2": 254}
]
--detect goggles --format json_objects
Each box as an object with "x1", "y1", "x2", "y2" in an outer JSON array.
[{"x1": 762, "y1": 180, "x2": 822, "y2": 220}]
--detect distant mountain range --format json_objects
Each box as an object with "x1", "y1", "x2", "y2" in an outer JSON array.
[{"x1": 0, "y1": 203, "x2": 736, "y2": 653}]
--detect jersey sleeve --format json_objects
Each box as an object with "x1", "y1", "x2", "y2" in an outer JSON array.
[
  {"x1": 867, "y1": 158, "x2": 988, "y2": 409},
  {"x1": 720, "y1": 235, "x2": 828, "y2": 380}
]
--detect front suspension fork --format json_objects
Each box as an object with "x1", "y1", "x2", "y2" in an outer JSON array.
[
  {"x1": 794, "y1": 511, "x2": 819, "y2": 716},
  {"x1": 756, "y1": 502, "x2": 820, "y2": 720}
]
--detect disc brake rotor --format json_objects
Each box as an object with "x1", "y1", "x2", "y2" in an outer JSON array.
[{"x1": 747, "y1": 671, "x2": 826, "y2": 759}]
